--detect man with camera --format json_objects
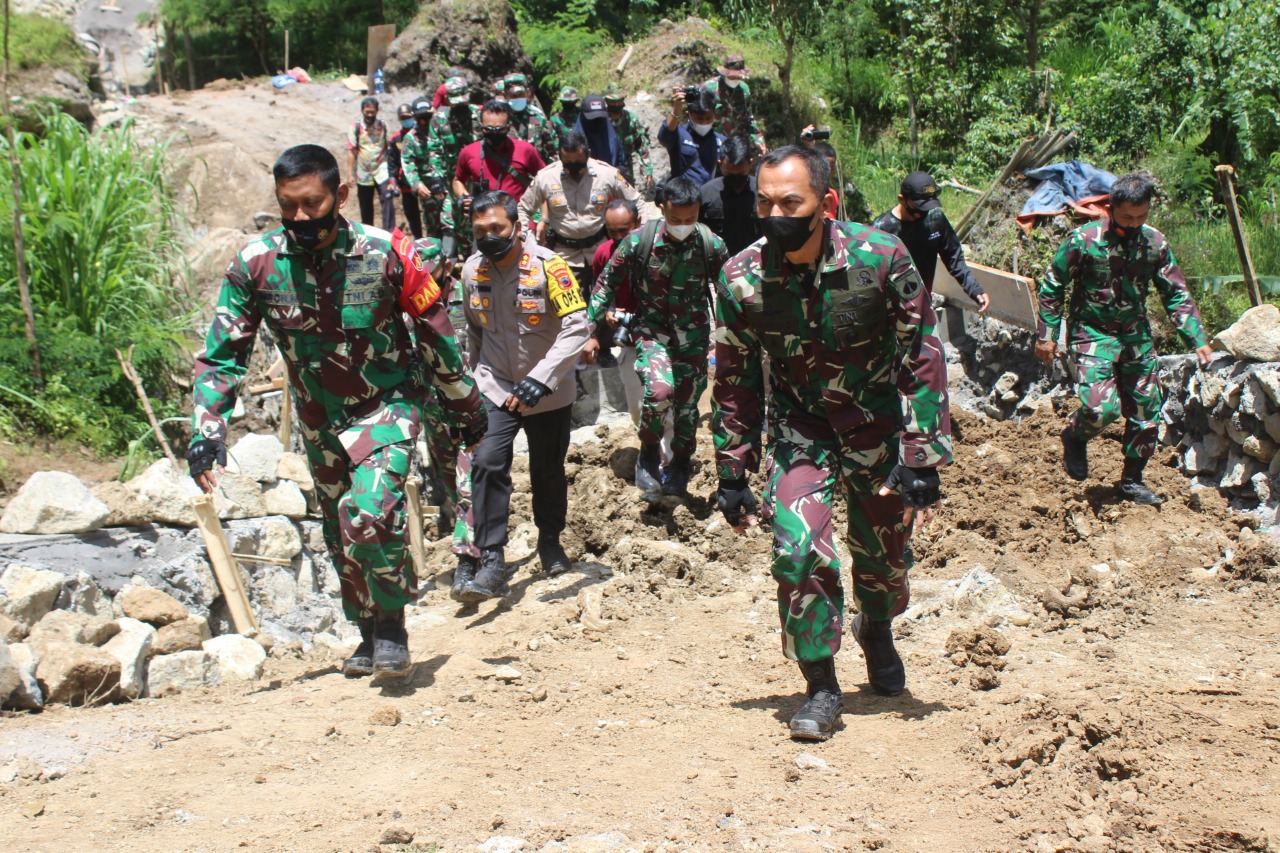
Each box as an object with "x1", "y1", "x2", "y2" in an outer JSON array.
[
  {"x1": 584, "y1": 176, "x2": 729, "y2": 504},
  {"x1": 592, "y1": 200, "x2": 645, "y2": 424},
  {"x1": 659, "y1": 86, "x2": 725, "y2": 188}
]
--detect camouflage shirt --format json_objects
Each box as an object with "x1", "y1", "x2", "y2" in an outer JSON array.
[
  {"x1": 589, "y1": 221, "x2": 729, "y2": 353},
  {"x1": 550, "y1": 107, "x2": 580, "y2": 142},
  {"x1": 702, "y1": 77, "x2": 763, "y2": 150},
  {"x1": 1037, "y1": 219, "x2": 1208, "y2": 353},
  {"x1": 427, "y1": 105, "x2": 482, "y2": 183},
  {"x1": 400, "y1": 125, "x2": 434, "y2": 189},
  {"x1": 712, "y1": 220, "x2": 953, "y2": 480},
  {"x1": 609, "y1": 108, "x2": 653, "y2": 179},
  {"x1": 510, "y1": 104, "x2": 557, "y2": 161},
  {"x1": 192, "y1": 220, "x2": 482, "y2": 463}
]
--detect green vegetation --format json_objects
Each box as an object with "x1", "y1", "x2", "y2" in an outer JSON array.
[
  {"x1": 0, "y1": 113, "x2": 193, "y2": 454},
  {"x1": 5, "y1": 12, "x2": 89, "y2": 81}
]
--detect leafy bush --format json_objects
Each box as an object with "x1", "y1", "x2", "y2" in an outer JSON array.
[
  {"x1": 6, "y1": 12, "x2": 89, "y2": 80},
  {"x1": 0, "y1": 112, "x2": 193, "y2": 453}
]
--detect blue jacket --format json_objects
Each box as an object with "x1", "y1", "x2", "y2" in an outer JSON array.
[{"x1": 658, "y1": 121, "x2": 724, "y2": 187}]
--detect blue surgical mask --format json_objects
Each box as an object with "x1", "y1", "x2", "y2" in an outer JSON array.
[
  {"x1": 400, "y1": 119, "x2": 414, "y2": 129},
  {"x1": 509, "y1": 98, "x2": 528, "y2": 112}
]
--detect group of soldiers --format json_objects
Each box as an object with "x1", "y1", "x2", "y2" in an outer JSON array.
[{"x1": 187, "y1": 57, "x2": 1212, "y2": 743}]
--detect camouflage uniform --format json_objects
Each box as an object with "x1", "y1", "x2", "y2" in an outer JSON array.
[
  {"x1": 1038, "y1": 219, "x2": 1207, "y2": 459},
  {"x1": 702, "y1": 76, "x2": 764, "y2": 151},
  {"x1": 510, "y1": 103, "x2": 556, "y2": 162},
  {"x1": 605, "y1": 102, "x2": 653, "y2": 186},
  {"x1": 427, "y1": 103, "x2": 482, "y2": 184},
  {"x1": 549, "y1": 86, "x2": 580, "y2": 145},
  {"x1": 192, "y1": 221, "x2": 483, "y2": 621},
  {"x1": 400, "y1": 124, "x2": 434, "y2": 191},
  {"x1": 713, "y1": 220, "x2": 952, "y2": 662},
  {"x1": 590, "y1": 222, "x2": 728, "y2": 458}
]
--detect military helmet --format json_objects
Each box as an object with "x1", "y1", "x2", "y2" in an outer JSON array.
[{"x1": 444, "y1": 75, "x2": 470, "y2": 105}]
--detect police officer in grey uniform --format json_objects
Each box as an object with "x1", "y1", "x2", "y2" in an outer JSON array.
[{"x1": 457, "y1": 191, "x2": 590, "y2": 601}]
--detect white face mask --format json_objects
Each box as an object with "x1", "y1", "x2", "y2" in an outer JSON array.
[
  {"x1": 509, "y1": 98, "x2": 528, "y2": 112},
  {"x1": 691, "y1": 122, "x2": 714, "y2": 136},
  {"x1": 725, "y1": 77, "x2": 743, "y2": 88},
  {"x1": 666, "y1": 222, "x2": 695, "y2": 241}
]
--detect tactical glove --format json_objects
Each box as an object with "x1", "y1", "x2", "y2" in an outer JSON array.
[
  {"x1": 511, "y1": 377, "x2": 550, "y2": 409},
  {"x1": 716, "y1": 478, "x2": 759, "y2": 527},
  {"x1": 882, "y1": 465, "x2": 941, "y2": 509},
  {"x1": 185, "y1": 438, "x2": 227, "y2": 478}
]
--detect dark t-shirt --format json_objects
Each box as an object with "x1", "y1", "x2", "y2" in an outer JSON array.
[
  {"x1": 700, "y1": 175, "x2": 761, "y2": 256},
  {"x1": 871, "y1": 207, "x2": 983, "y2": 299}
]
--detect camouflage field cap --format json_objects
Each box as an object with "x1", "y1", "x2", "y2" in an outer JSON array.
[
  {"x1": 718, "y1": 55, "x2": 750, "y2": 78},
  {"x1": 444, "y1": 76, "x2": 470, "y2": 105},
  {"x1": 559, "y1": 86, "x2": 580, "y2": 102},
  {"x1": 603, "y1": 82, "x2": 625, "y2": 101},
  {"x1": 504, "y1": 73, "x2": 530, "y2": 96}
]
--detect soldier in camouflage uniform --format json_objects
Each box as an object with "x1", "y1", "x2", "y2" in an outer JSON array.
[
  {"x1": 427, "y1": 76, "x2": 482, "y2": 184},
  {"x1": 603, "y1": 83, "x2": 655, "y2": 192},
  {"x1": 502, "y1": 73, "x2": 557, "y2": 162},
  {"x1": 712, "y1": 146, "x2": 951, "y2": 740},
  {"x1": 585, "y1": 176, "x2": 728, "y2": 503},
  {"x1": 549, "y1": 86, "x2": 580, "y2": 143},
  {"x1": 702, "y1": 55, "x2": 765, "y2": 154},
  {"x1": 1036, "y1": 172, "x2": 1212, "y2": 505},
  {"x1": 187, "y1": 145, "x2": 486, "y2": 685}
]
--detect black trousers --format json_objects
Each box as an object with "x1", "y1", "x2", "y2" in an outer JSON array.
[
  {"x1": 358, "y1": 182, "x2": 397, "y2": 230},
  {"x1": 472, "y1": 401, "x2": 572, "y2": 549},
  {"x1": 400, "y1": 190, "x2": 422, "y2": 238}
]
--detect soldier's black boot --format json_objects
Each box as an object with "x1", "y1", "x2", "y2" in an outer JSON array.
[
  {"x1": 435, "y1": 504, "x2": 456, "y2": 540},
  {"x1": 1061, "y1": 427, "x2": 1089, "y2": 481},
  {"x1": 450, "y1": 554, "x2": 478, "y2": 602},
  {"x1": 790, "y1": 658, "x2": 844, "y2": 741},
  {"x1": 1119, "y1": 456, "x2": 1162, "y2": 506},
  {"x1": 537, "y1": 532, "x2": 573, "y2": 576},
  {"x1": 851, "y1": 613, "x2": 906, "y2": 696},
  {"x1": 635, "y1": 443, "x2": 662, "y2": 504},
  {"x1": 661, "y1": 454, "x2": 692, "y2": 498},
  {"x1": 342, "y1": 617, "x2": 375, "y2": 678},
  {"x1": 370, "y1": 608, "x2": 411, "y2": 684},
  {"x1": 459, "y1": 548, "x2": 511, "y2": 601}
]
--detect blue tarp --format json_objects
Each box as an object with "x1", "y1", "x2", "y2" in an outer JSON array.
[{"x1": 1020, "y1": 160, "x2": 1117, "y2": 218}]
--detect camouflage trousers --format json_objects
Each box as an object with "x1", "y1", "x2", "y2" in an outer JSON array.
[
  {"x1": 421, "y1": 389, "x2": 471, "y2": 557},
  {"x1": 1067, "y1": 349, "x2": 1162, "y2": 459},
  {"x1": 635, "y1": 339, "x2": 707, "y2": 459},
  {"x1": 766, "y1": 419, "x2": 910, "y2": 662},
  {"x1": 302, "y1": 430, "x2": 415, "y2": 622},
  {"x1": 450, "y1": 448, "x2": 479, "y2": 559}
]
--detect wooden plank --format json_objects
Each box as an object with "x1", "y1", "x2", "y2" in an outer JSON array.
[
  {"x1": 404, "y1": 477, "x2": 428, "y2": 587},
  {"x1": 190, "y1": 495, "x2": 258, "y2": 634},
  {"x1": 366, "y1": 25, "x2": 397, "y2": 91},
  {"x1": 934, "y1": 261, "x2": 1039, "y2": 330}
]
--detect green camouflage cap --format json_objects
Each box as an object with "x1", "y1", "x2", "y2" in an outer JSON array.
[
  {"x1": 444, "y1": 75, "x2": 470, "y2": 104},
  {"x1": 559, "y1": 85, "x2": 579, "y2": 102},
  {"x1": 504, "y1": 73, "x2": 529, "y2": 95},
  {"x1": 603, "y1": 82, "x2": 625, "y2": 101}
]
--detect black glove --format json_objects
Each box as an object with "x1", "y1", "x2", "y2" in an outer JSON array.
[
  {"x1": 511, "y1": 377, "x2": 550, "y2": 408},
  {"x1": 882, "y1": 464, "x2": 941, "y2": 509},
  {"x1": 452, "y1": 415, "x2": 487, "y2": 448},
  {"x1": 185, "y1": 438, "x2": 227, "y2": 478},
  {"x1": 716, "y1": 478, "x2": 759, "y2": 527}
]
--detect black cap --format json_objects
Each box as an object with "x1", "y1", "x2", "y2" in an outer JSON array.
[
  {"x1": 412, "y1": 98, "x2": 433, "y2": 117},
  {"x1": 581, "y1": 94, "x2": 608, "y2": 120},
  {"x1": 901, "y1": 171, "x2": 941, "y2": 211}
]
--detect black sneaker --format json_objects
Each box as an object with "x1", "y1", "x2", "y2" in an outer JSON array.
[
  {"x1": 342, "y1": 618, "x2": 374, "y2": 678},
  {"x1": 636, "y1": 443, "x2": 662, "y2": 504},
  {"x1": 597, "y1": 350, "x2": 619, "y2": 368},
  {"x1": 790, "y1": 659, "x2": 843, "y2": 741},
  {"x1": 450, "y1": 554, "x2": 478, "y2": 602},
  {"x1": 661, "y1": 455, "x2": 691, "y2": 498},
  {"x1": 1119, "y1": 479, "x2": 1162, "y2": 506},
  {"x1": 850, "y1": 613, "x2": 905, "y2": 696},
  {"x1": 1061, "y1": 427, "x2": 1089, "y2": 481},
  {"x1": 537, "y1": 535, "x2": 573, "y2": 576},
  {"x1": 459, "y1": 548, "x2": 510, "y2": 601},
  {"x1": 370, "y1": 609, "x2": 411, "y2": 684}
]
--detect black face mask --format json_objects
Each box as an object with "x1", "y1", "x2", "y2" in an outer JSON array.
[
  {"x1": 477, "y1": 229, "x2": 516, "y2": 260},
  {"x1": 563, "y1": 161, "x2": 587, "y2": 178},
  {"x1": 724, "y1": 174, "x2": 749, "y2": 192},
  {"x1": 282, "y1": 206, "x2": 338, "y2": 251},
  {"x1": 760, "y1": 211, "x2": 818, "y2": 254}
]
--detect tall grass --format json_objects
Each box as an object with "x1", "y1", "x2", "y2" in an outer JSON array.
[{"x1": 0, "y1": 112, "x2": 193, "y2": 452}]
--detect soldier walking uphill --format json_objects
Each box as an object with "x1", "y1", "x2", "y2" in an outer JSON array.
[
  {"x1": 702, "y1": 55, "x2": 765, "y2": 154},
  {"x1": 426, "y1": 76, "x2": 482, "y2": 186},
  {"x1": 586, "y1": 176, "x2": 729, "y2": 504},
  {"x1": 187, "y1": 145, "x2": 486, "y2": 685},
  {"x1": 603, "y1": 83, "x2": 655, "y2": 193},
  {"x1": 712, "y1": 146, "x2": 951, "y2": 741},
  {"x1": 1036, "y1": 171, "x2": 1212, "y2": 505}
]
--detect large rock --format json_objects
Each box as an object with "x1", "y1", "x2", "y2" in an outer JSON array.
[
  {"x1": 67, "y1": 571, "x2": 109, "y2": 617},
  {"x1": 384, "y1": 0, "x2": 533, "y2": 91},
  {"x1": 5, "y1": 643, "x2": 43, "y2": 710},
  {"x1": 0, "y1": 471, "x2": 110, "y2": 534},
  {"x1": 152, "y1": 616, "x2": 210, "y2": 656},
  {"x1": 260, "y1": 517, "x2": 303, "y2": 560},
  {"x1": 216, "y1": 473, "x2": 267, "y2": 519},
  {"x1": 7, "y1": 65, "x2": 95, "y2": 131},
  {"x1": 226, "y1": 434, "x2": 284, "y2": 484},
  {"x1": 262, "y1": 480, "x2": 307, "y2": 518},
  {"x1": 127, "y1": 458, "x2": 202, "y2": 526},
  {"x1": 36, "y1": 640, "x2": 121, "y2": 705},
  {"x1": 119, "y1": 586, "x2": 189, "y2": 627},
  {"x1": 1213, "y1": 304, "x2": 1280, "y2": 363},
  {"x1": 102, "y1": 618, "x2": 156, "y2": 700},
  {"x1": 277, "y1": 452, "x2": 314, "y2": 490},
  {"x1": 253, "y1": 566, "x2": 300, "y2": 617},
  {"x1": 0, "y1": 613, "x2": 24, "y2": 643},
  {"x1": 91, "y1": 481, "x2": 153, "y2": 528},
  {"x1": 0, "y1": 642, "x2": 19, "y2": 704},
  {"x1": 28, "y1": 609, "x2": 119, "y2": 647},
  {"x1": 147, "y1": 650, "x2": 221, "y2": 696},
  {"x1": 0, "y1": 564, "x2": 64, "y2": 629},
  {"x1": 203, "y1": 634, "x2": 266, "y2": 681}
]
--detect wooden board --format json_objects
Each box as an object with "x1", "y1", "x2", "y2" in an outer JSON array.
[
  {"x1": 189, "y1": 495, "x2": 258, "y2": 635},
  {"x1": 934, "y1": 261, "x2": 1039, "y2": 330},
  {"x1": 366, "y1": 25, "x2": 397, "y2": 91}
]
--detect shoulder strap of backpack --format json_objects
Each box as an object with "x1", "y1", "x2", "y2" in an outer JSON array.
[{"x1": 634, "y1": 219, "x2": 662, "y2": 283}]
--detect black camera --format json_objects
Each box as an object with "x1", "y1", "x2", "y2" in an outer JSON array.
[
  {"x1": 681, "y1": 86, "x2": 701, "y2": 101},
  {"x1": 802, "y1": 126, "x2": 832, "y2": 141},
  {"x1": 612, "y1": 311, "x2": 636, "y2": 346}
]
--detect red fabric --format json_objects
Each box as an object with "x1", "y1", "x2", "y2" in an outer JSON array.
[
  {"x1": 592, "y1": 238, "x2": 635, "y2": 311},
  {"x1": 454, "y1": 139, "x2": 545, "y2": 203},
  {"x1": 432, "y1": 83, "x2": 448, "y2": 109},
  {"x1": 1015, "y1": 193, "x2": 1111, "y2": 235},
  {"x1": 390, "y1": 227, "x2": 442, "y2": 317}
]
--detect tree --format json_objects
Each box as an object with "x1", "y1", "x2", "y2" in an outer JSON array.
[{"x1": 723, "y1": 0, "x2": 821, "y2": 139}]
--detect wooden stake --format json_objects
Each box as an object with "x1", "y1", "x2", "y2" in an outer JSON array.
[
  {"x1": 615, "y1": 45, "x2": 634, "y2": 75},
  {"x1": 404, "y1": 477, "x2": 428, "y2": 587},
  {"x1": 1215, "y1": 164, "x2": 1263, "y2": 308},
  {"x1": 277, "y1": 373, "x2": 293, "y2": 447},
  {"x1": 190, "y1": 495, "x2": 258, "y2": 634},
  {"x1": 284, "y1": 29, "x2": 289, "y2": 72},
  {"x1": 116, "y1": 345, "x2": 179, "y2": 469}
]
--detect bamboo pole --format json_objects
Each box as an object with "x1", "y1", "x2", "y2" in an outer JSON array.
[
  {"x1": 277, "y1": 374, "x2": 293, "y2": 446},
  {"x1": 615, "y1": 44, "x2": 633, "y2": 75},
  {"x1": 404, "y1": 477, "x2": 428, "y2": 587},
  {"x1": 284, "y1": 29, "x2": 289, "y2": 72},
  {"x1": 116, "y1": 345, "x2": 179, "y2": 469},
  {"x1": 190, "y1": 495, "x2": 258, "y2": 634},
  {"x1": 1215, "y1": 165, "x2": 1263, "y2": 308}
]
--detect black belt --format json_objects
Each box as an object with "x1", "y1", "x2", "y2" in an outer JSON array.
[{"x1": 547, "y1": 227, "x2": 606, "y2": 250}]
